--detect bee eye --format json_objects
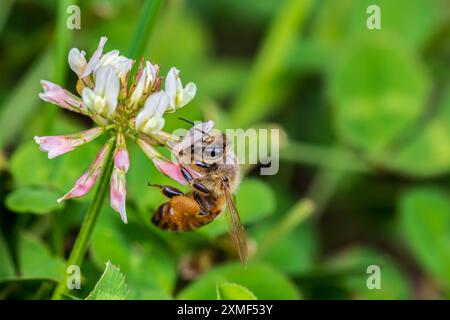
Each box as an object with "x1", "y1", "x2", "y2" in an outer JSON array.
[{"x1": 204, "y1": 146, "x2": 222, "y2": 158}]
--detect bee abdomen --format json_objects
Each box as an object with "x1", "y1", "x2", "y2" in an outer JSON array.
[{"x1": 151, "y1": 203, "x2": 180, "y2": 231}]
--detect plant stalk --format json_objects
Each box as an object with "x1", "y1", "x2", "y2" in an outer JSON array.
[
  {"x1": 128, "y1": 0, "x2": 163, "y2": 59},
  {"x1": 50, "y1": 0, "x2": 163, "y2": 299},
  {"x1": 51, "y1": 143, "x2": 115, "y2": 300}
]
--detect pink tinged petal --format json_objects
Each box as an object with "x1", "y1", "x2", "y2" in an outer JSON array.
[
  {"x1": 57, "y1": 142, "x2": 112, "y2": 202},
  {"x1": 153, "y1": 159, "x2": 187, "y2": 185},
  {"x1": 114, "y1": 149, "x2": 129, "y2": 172},
  {"x1": 110, "y1": 167, "x2": 128, "y2": 223},
  {"x1": 82, "y1": 36, "x2": 108, "y2": 78},
  {"x1": 34, "y1": 127, "x2": 104, "y2": 159},
  {"x1": 114, "y1": 132, "x2": 129, "y2": 171},
  {"x1": 39, "y1": 80, "x2": 88, "y2": 115},
  {"x1": 136, "y1": 137, "x2": 161, "y2": 159},
  {"x1": 136, "y1": 138, "x2": 186, "y2": 184},
  {"x1": 57, "y1": 167, "x2": 100, "y2": 203}
]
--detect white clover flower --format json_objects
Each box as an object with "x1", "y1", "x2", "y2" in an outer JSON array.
[
  {"x1": 129, "y1": 61, "x2": 158, "y2": 106},
  {"x1": 165, "y1": 67, "x2": 197, "y2": 112},
  {"x1": 82, "y1": 65, "x2": 120, "y2": 121},
  {"x1": 135, "y1": 91, "x2": 169, "y2": 135},
  {"x1": 35, "y1": 36, "x2": 199, "y2": 223},
  {"x1": 69, "y1": 37, "x2": 133, "y2": 84},
  {"x1": 97, "y1": 50, "x2": 133, "y2": 83}
]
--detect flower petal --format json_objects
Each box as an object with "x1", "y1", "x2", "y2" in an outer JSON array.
[
  {"x1": 114, "y1": 131, "x2": 129, "y2": 171},
  {"x1": 129, "y1": 61, "x2": 158, "y2": 106},
  {"x1": 165, "y1": 67, "x2": 180, "y2": 110},
  {"x1": 136, "y1": 138, "x2": 188, "y2": 185},
  {"x1": 82, "y1": 36, "x2": 108, "y2": 78},
  {"x1": 34, "y1": 127, "x2": 104, "y2": 159},
  {"x1": 135, "y1": 91, "x2": 169, "y2": 134},
  {"x1": 39, "y1": 80, "x2": 88, "y2": 115},
  {"x1": 94, "y1": 65, "x2": 120, "y2": 117},
  {"x1": 153, "y1": 159, "x2": 187, "y2": 185},
  {"x1": 68, "y1": 48, "x2": 87, "y2": 78},
  {"x1": 110, "y1": 167, "x2": 128, "y2": 223},
  {"x1": 165, "y1": 67, "x2": 196, "y2": 112},
  {"x1": 179, "y1": 82, "x2": 197, "y2": 107},
  {"x1": 57, "y1": 142, "x2": 112, "y2": 202},
  {"x1": 99, "y1": 50, "x2": 134, "y2": 83}
]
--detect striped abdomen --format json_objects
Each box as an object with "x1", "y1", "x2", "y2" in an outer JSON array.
[{"x1": 151, "y1": 192, "x2": 224, "y2": 231}]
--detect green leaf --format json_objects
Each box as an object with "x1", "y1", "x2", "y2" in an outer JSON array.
[
  {"x1": 314, "y1": 0, "x2": 444, "y2": 50},
  {"x1": 177, "y1": 263, "x2": 300, "y2": 300},
  {"x1": 10, "y1": 141, "x2": 53, "y2": 187},
  {"x1": 325, "y1": 247, "x2": 411, "y2": 299},
  {"x1": 386, "y1": 85, "x2": 450, "y2": 177},
  {"x1": 217, "y1": 282, "x2": 257, "y2": 300},
  {"x1": 0, "y1": 231, "x2": 15, "y2": 282},
  {"x1": 329, "y1": 34, "x2": 430, "y2": 156},
  {"x1": 252, "y1": 221, "x2": 317, "y2": 275},
  {"x1": 399, "y1": 187, "x2": 450, "y2": 290},
  {"x1": 0, "y1": 51, "x2": 51, "y2": 148},
  {"x1": 91, "y1": 206, "x2": 176, "y2": 299},
  {"x1": 5, "y1": 186, "x2": 64, "y2": 214},
  {"x1": 86, "y1": 261, "x2": 128, "y2": 300},
  {"x1": 17, "y1": 232, "x2": 65, "y2": 280}
]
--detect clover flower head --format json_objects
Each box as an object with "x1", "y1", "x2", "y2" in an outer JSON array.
[{"x1": 35, "y1": 36, "x2": 198, "y2": 223}]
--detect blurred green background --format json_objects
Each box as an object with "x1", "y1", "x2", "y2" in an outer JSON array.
[{"x1": 0, "y1": 0, "x2": 449, "y2": 300}]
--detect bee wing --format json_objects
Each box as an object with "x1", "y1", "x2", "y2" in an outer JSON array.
[{"x1": 222, "y1": 180, "x2": 248, "y2": 266}]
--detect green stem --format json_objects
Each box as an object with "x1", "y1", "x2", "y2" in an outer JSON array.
[
  {"x1": 51, "y1": 144, "x2": 115, "y2": 300},
  {"x1": 258, "y1": 198, "x2": 315, "y2": 257},
  {"x1": 50, "y1": 0, "x2": 163, "y2": 299},
  {"x1": 128, "y1": 0, "x2": 163, "y2": 59}
]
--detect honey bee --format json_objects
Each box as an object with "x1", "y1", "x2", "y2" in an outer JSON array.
[{"x1": 149, "y1": 120, "x2": 247, "y2": 264}]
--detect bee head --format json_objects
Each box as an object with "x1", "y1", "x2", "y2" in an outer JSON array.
[{"x1": 175, "y1": 124, "x2": 234, "y2": 168}]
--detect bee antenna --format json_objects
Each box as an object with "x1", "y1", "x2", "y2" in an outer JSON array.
[
  {"x1": 178, "y1": 117, "x2": 211, "y2": 138},
  {"x1": 178, "y1": 117, "x2": 195, "y2": 126}
]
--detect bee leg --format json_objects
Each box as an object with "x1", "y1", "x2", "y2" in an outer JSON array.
[
  {"x1": 180, "y1": 166, "x2": 211, "y2": 195},
  {"x1": 180, "y1": 166, "x2": 194, "y2": 182},
  {"x1": 147, "y1": 183, "x2": 184, "y2": 199},
  {"x1": 194, "y1": 193, "x2": 209, "y2": 216}
]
